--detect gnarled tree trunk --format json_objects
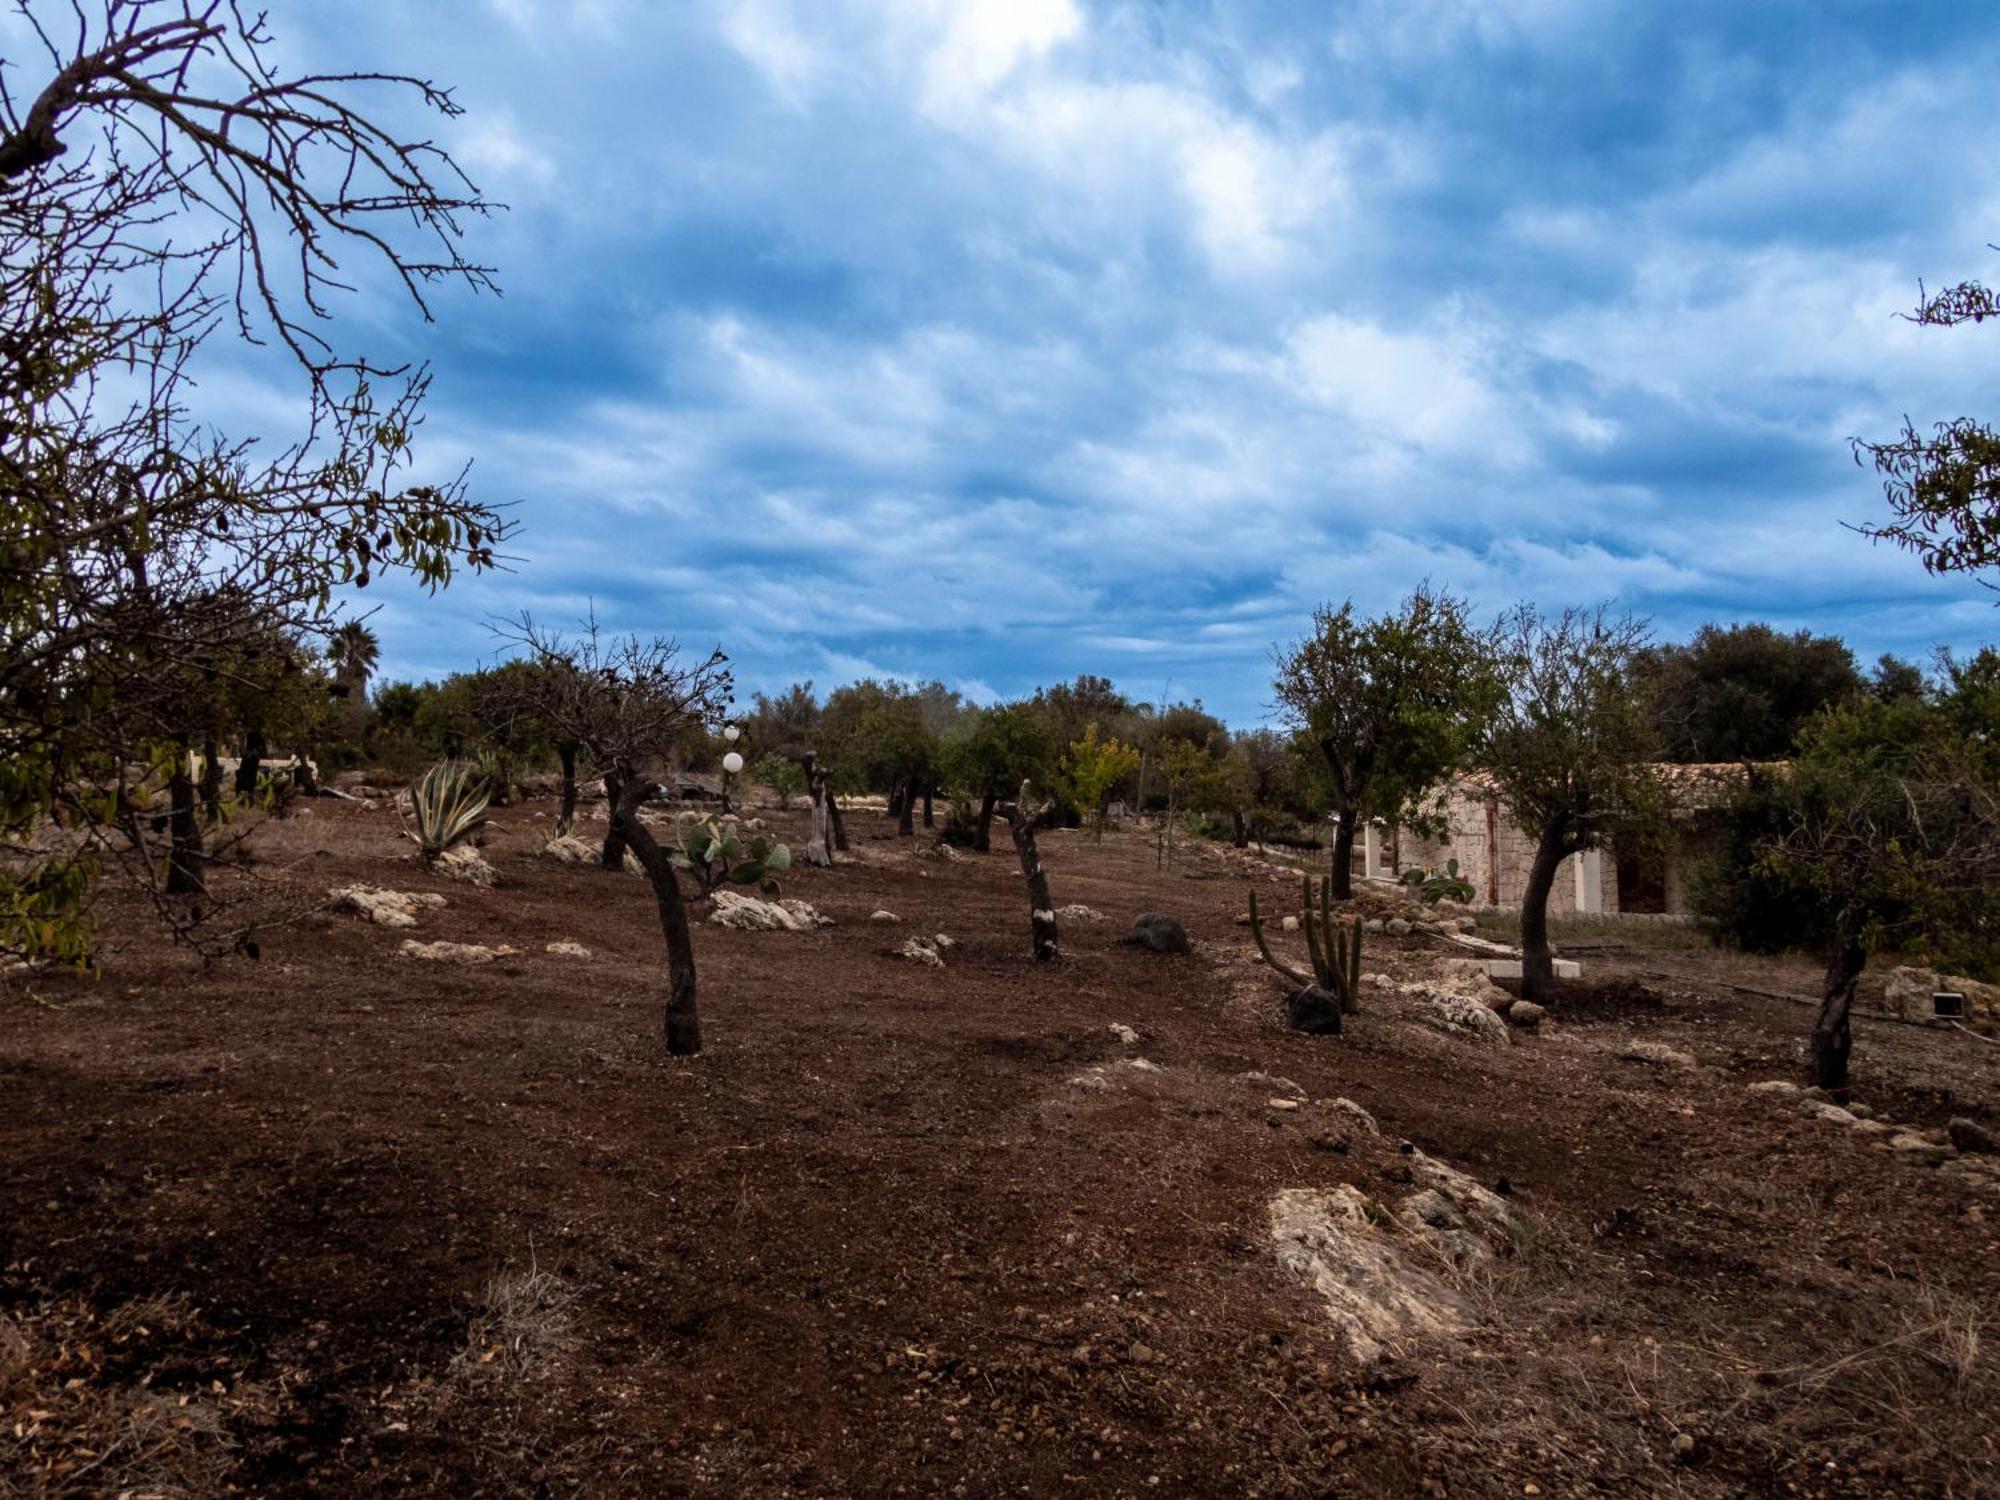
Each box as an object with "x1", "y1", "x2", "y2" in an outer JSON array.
[
  {"x1": 601, "y1": 773, "x2": 630, "y2": 870},
  {"x1": 800, "y1": 752, "x2": 832, "y2": 867},
  {"x1": 234, "y1": 727, "x2": 264, "y2": 796},
  {"x1": 556, "y1": 741, "x2": 579, "y2": 834},
  {"x1": 1231, "y1": 808, "x2": 1247, "y2": 848},
  {"x1": 1005, "y1": 779, "x2": 1062, "y2": 961},
  {"x1": 1810, "y1": 936, "x2": 1867, "y2": 1091},
  {"x1": 829, "y1": 792, "x2": 849, "y2": 852},
  {"x1": 615, "y1": 785, "x2": 702, "y2": 1055},
  {"x1": 1519, "y1": 818, "x2": 1572, "y2": 1004},
  {"x1": 1328, "y1": 808, "x2": 1357, "y2": 899},
  {"x1": 896, "y1": 777, "x2": 915, "y2": 837},
  {"x1": 166, "y1": 745, "x2": 204, "y2": 895},
  {"x1": 921, "y1": 781, "x2": 934, "y2": 829},
  {"x1": 199, "y1": 736, "x2": 223, "y2": 824},
  {"x1": 974, "y1": 790, "x2": 997, "y2": 852}
]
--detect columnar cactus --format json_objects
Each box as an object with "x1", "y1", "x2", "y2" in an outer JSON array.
[{"x1": 1248, "y1": 873, "x2": 1363, "y2": 1016}]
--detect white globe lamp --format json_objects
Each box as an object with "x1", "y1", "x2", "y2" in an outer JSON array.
[{"x1": 722, "y1": 751, "x2": 745, "y2": 775}]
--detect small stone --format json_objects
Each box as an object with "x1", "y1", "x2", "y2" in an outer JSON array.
[
  {"x1": 1889, "y1": 1133, "x2": 1957, "y2": 1166},
  {"x1": 1618, "y1": 1041, "x2": 1694, "y2": 1069},
  {"x1": 869, "y1": 910, "x2": 901, "y2": 924},
  {"x1": 1947, "y1": 1117, "x2": 1995, "y2": 1155},
  {"x1": 1108, "y1": 1023, "x2": 1140, "y2": 1045},
  {"x1": 1670, "y1": 1434, "x2": 1695, "y2": 1460},
  {"x1": 1128, "y1": 1342, "x2": 1155, "y2": 1365},
  {"x1": 1747, "y1": 1080, "x2": 1802, "y2": 1098},
  {"x1": 1506, "y1": 1001, "x2": 1546, "y2": 1029},
  {"x1": 544, "y1": 940, "x2": 592, "y2": 959},
  {"x1": 1129, "y1": 912, "x2": 1190, "y2": 953},
  {"x1": 1385, "y1": 919, "x2": 1413, "y2": 937},
  {"x1": 1281, "y1": 915, "x2": 1300, "y2": 933},
  {"x1": 1268, "y1": 1097, "x2": 1301, "y2": 1112},
  {"x1": 1805, "y1": 1101, "x2": 1858, "y2": 1127}
]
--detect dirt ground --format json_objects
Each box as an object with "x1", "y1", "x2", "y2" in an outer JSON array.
[{"x1": 3, "y1": 796, "x2": 1998, "y2": 1497}]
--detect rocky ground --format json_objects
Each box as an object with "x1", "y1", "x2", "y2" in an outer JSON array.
[{"x1": 2, "y1": 795, "x2": 1997, "y2": 1497}]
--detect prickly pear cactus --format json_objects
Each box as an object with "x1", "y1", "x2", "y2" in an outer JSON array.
[{"x1": 667, "y1": 812, "x2": 792, "y2": 897}]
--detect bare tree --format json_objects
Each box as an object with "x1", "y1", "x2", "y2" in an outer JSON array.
[
  {"x1": 498, "y1": 616, "x2": 733, "y2": 1055},
  {"x1": 1002, "y1": 780, "x2": 1062, "y2": 961},
  {"x1": 0, "y1": 2, "x2": 506, "y2": 962}
]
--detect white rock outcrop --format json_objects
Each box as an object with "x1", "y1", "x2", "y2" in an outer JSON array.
[
  {"x1": 1268, "y1": 1187, "x2": 1471, "y2": 1363},
  {"x1": 329, "y1": 886, "x2": 447, "y2": 929},
  {"x1": 707, "y1": 891, "x2": 832, "y2": 932},
  {"x1": 399, "y1": 939, "x2": 515, "y2": 963},
  {"x1": 433, "y1": 845, "x2": 496, "y2": 888}
]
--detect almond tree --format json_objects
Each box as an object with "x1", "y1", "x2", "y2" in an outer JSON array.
[
  {"x1": 0, "y1": 2, "x2": 505, "y2": 962},
  {"x1": 501, "y1": 616, "x2": 735, "y2": 1055}
]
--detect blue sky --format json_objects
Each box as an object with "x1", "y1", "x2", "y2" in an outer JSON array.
[{"x1": 234, "y1": 2, "x2": 2000, "y2": 723}]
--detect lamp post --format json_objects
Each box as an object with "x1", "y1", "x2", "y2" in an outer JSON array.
[{"x1": 721, "y1": 725, "x2": 742, "y2": 813}]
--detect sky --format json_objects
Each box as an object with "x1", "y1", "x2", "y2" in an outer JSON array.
[{"x1": 166, "y1": 1, "x2": 2000, "y2": 723}]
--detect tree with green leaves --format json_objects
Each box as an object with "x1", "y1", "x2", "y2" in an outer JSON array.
[
  {"x1": 1059, "y1": 723, "x2": 1141, "y2": 840},
  {"x1": 1635, "y1": 623, "x2": 1862, "y2": 763},
  {"x1": 1697, "y1": 695, "x2": 2000, "y2": 1089},
  {"x1": 1273, "y1": 585, "x2": 1500, "y2": 899},
  {"x1": 1482, "y1": 605, "x2": 1662, "y2": 1003},
  {"x1": 942, "y1": 702, "x2": 1057, "y2": 851}
]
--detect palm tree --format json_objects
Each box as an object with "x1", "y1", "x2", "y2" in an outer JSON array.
[{"x1": 329, "y1": 621, "x2": 381, "y2": 705}]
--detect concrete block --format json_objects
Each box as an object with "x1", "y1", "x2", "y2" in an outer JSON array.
[{"x1": 1483, "y1": 958, "x2": 1581, "y2": 981}]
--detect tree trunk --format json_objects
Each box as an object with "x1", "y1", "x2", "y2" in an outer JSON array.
[
  {"x1": 1005, "y1": 780, "x2": 1060, "y2": 961},
  {"x1": 974, "y1": 790, "x2": 997, "y2": 852},
  {"x1": 897, "y1": 778, "x2": 915, "y2": 837},
  {"x1": 1328, "y1": 810, "x2": 1357, "y2": 899},
  {"x1": 234, "y1": 727, "x2": 264, "y2": 796},
  {"x1": 801, "y1": 753, "x2": 832, "y2": 867},
  {"x1": 199, "y1": 736, "x2": 223, "y2": 824},
  {"x1": 292, "y1": 746, "x2": 318, "y2": 795},
  {"x1": 829, "y1": 793, "x2": 849, "y2": 851},
  {"x1": 921, "y1": 780, "x2": 934, "y2": 829},
  {"x1": 616, "y1": 791, "x2": 702, "y2": 1056},
  {"x1": 166, "y1": 746, "x2": 204, "y2": 895},
  {"x1": 1231, "y1": 808, "x2": 1247, "y2": 848},
  {"x1": 1518, "y1": 820, "x2": 1572, "y2": 1004},
  {"x1": 600, "y1": 773, "x2": 629, "y2": 870},
  {"x1": 887, "y1": 779, "x2": 905, "y2": 820},
  {"x1": 1810, "y1": 937, "x2": 1867, "y2": 1091},
  {"x1": 556, "y1": 741, "x2": 578, "y2": 834}
]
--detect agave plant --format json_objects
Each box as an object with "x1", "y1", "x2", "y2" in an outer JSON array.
[
  {"x1": 405, "y1": 759, "x2": 491, "y2": 864},
  {"x1": 665, "y1": 812, "x2": 791, "y2": 897}
]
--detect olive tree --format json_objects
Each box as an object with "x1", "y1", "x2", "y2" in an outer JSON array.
[{"x1": 1481, "y1": 605, "x2": 1660, "y2": 1003}]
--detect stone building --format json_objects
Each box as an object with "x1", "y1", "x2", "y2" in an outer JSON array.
[{"x1": 1380, "y1": 765, "x2": 1753, "y2": 917}]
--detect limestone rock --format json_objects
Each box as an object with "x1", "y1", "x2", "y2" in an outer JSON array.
[
  {"x1": 1392, "y1": 959, "x2": 1513, "y2": 1047},
  {"x1": 329, "y1": 885, "x2": 446, "y2": 929},
  {"x1": 1889, "y1": 1133, "x2": 1958, "y2": 1166},
  {"x1": 1506, "y1": 1001, "x2": 1546, "y2": 1029},
  {"x1": 1747, "y1": 1080, "x2": 1802, "y2": 1098},
  {"x1": 1805, "y1": 1101, "x2": 1859, "y2": 1127},
  {"x1": 1108, "y1": 1023, "x2": 1140, "y2": 1045},
  {"x1": 897, "y1": 937, "x2": 945, "y2": 968},
  {"x1": 1268, "y1": 1186, "x2": 1470, "y2": 1363},
  {"x1": 1618, "y1": 1041, "x2": 1695, "y2": 1069},
  {"x1": 432, "y1": 845, "x2": 496, "y2": 888},
  {"x1": 708, "y1": 891, "x2": 832, "y2": 932},
  {"x1": 1883, "y1": 965, "x2": 1999, "y2": 1029},
  {"x1": 542, "y1": 834, "x2": 640, "y2": 873},
  {"x1": 399, "y1": 939, "x2": 513, "y2": 964},
  {"x1": 1384, "y1": 919, "x2": 1413, "y2": 937},
  {"x1": 869, "y1": 910, "x2": 901, "y2": 924},
  {"x1": 1328, "y1": 1098, "x2": 1380, "y2": 1135},
  {"x1": 1057, "y1": 904, "x2": 1104, "y2": 922},
  {"x1": 545, "y1": 941, "x2": 592, "y2": 959}
]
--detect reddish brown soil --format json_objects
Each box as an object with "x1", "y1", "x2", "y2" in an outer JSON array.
[{"x1": 3, "y1": 800, "x2": 1998, "y2": 1497}]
